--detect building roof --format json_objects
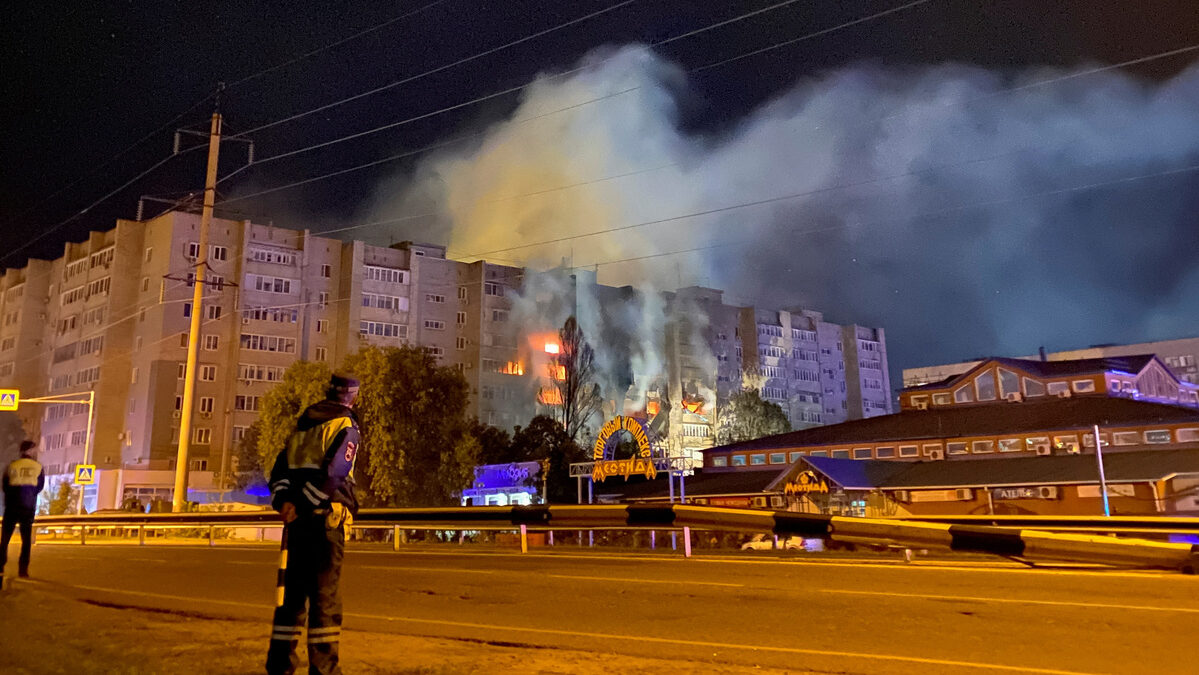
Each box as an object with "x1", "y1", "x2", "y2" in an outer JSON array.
[
  {"x1": 803, "y1": 448, "x2": 1199, "y2": 490},
  {"x1": 596, "y1": 467, "x2": 788, "y2": 501},
  {"x1": 707, "y1": 398, "x2": 1199, "y2": 453},
  {"x1": 904, "y1": 355, "x2": 1159, "y2": 392}
]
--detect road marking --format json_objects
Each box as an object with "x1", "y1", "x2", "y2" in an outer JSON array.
[
  {"x1": 546, "y1": 573, "x2": 743, "y2": 588},
  {"x1": 125, "y1": 557, "x2": 167, "y2": 563},
  {"x1": 358, "y1": 565, "x2": 494, "y2": 575},
  {"x1": 822, "y1": 589, "x2": 1199, "y2": 614},
  {"x1": 58, "y1": 583, "x2": 1100, "y2": 674},
  {"x1": 228, "y1": 560, "x2": 263, "y2": 565}
]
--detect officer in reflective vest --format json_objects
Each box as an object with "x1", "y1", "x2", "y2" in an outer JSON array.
[
  {"x1": 266, "y1": 374, "x2": 361, "y2": 675},
  {"x1": 2, "y1": 440, "x2": 44, "y2": 579}
]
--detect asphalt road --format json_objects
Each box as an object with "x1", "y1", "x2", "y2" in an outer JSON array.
[{"x1": 18, "y1": 541, "x2": 1199, "y2": 674}]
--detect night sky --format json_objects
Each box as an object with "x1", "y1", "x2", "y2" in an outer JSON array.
[{"x1": 3, "y1": 0, "x2": 1198, "y2": 383}]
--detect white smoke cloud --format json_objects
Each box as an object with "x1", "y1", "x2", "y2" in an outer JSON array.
[{"x1": 366, "y1": 45, "x2": 1199, "y2": 381}]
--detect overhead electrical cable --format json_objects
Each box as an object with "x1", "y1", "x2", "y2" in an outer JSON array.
[
  {"x1": 225, "y1": 0, "x2": 455, "y2": 88},
  {"x1": 232, "y1": 0, "x2": 638, "y2": 137}
]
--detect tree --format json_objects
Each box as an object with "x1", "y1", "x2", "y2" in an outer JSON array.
[
  {"x1": 254, "y1": 361, "x2": 332, "y2": 479},
  {"x1": 343, "y1": 345, "x2": 477, "y2": 507},
  {"x1": 231, "y1": 420, "x2": 264, "y2": 490},
  {"x1": 469, "y1": 420, "x2": 514, "y2": 466},
  {"x1": 511, "y1": 415, "x2": 587, "y2": 503},
  {"x1": 716, "y1": 389, "x2": 792, "y2": 444},
  {"x1": 0, "y1": 411, "x2": 28, "y2": 469},
  {"x1": 46, "y1": 481, "x2": 76, "y2": 515},
  {"x1": 550, "y1": 316, "x2": 602, "y2": 442}
]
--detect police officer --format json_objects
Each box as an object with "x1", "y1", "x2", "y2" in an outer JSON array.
[
  {"x1": 267, "y1": 374, "x2": 362, "y2": 675},
  {"x1": 2, "y1": 440, "x2": 44, "y2": 579}
]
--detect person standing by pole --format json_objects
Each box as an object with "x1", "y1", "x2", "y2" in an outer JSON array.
[
  {"x1": 2, "y1": 441, "x2": 44, "y2": 579},
  {"x1": 266, "y1": 374, "x2": 362, "y2": 675}
]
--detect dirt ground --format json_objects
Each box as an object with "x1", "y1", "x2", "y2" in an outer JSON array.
[{"x1": 0, "y1": 580, "x2": 796, "y2": 675}]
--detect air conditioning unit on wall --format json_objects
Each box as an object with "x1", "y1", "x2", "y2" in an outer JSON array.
[
  {"x1": 892, "y1": 490, "x2": 911, "y2": 503},
  {"x1": 1035, "y1": 445, "x2": 1053, "y2": 456},
  {"x1": 1005, "y1": 392, "x2": 1023, "y2": 402},
  {"x1": 1038, "y1": 486, "x2": 1059, "y2": 499},
  {"x1": 927, "y1": 448, "x2": 945, "y2": 461},
  {"x1": 1056, "y1": 389, "x2": 1073, "y2": 399}
]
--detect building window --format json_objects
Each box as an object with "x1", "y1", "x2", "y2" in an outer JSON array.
[
  {"x1": 193, "y1": 428, "x2": 211, "y2": 444},
  {"x1": 852, "y1": 447, "x2": 872, "y2": 460},
  {"x1": 424, "y1": 320, "x2": 445, "y2": 330},
  {"x1": 240, "y1": 333, "x2": 297, "y2": 353},
  {"x1": 1023, "y1": 378, "x2": 1046, "y2": 397},
  {"x1": 1144, "y1": 429, "x2": 1172, "y2": 444},
  {"x1": 203, "y1": 335, "x2": 219, "y2": 351},
  {"x1": 898, "y1": 445, "x2": 918, "y2": 458},
  {"x1": 457, "y1": 287, "x2": 467, "y2": 300},
  {"x1": 199, "y1": 397, "x2": 214, "y2": 414},
  {"x1": 483, "y1": 282, "x2": 502, "y2": 297},
  {"x1": 315, "y1": 347, "x2": 327, "y2": 361},
  {"x1": 1111, "y1": 431, "x2": 1140, "y2": 446},
  {"x1": 1046, "y1": 381, "x2": 1069, "y2": 395},
  {"x1": 131, "y1": 368, "x2": 139, "y2": 384},
  {"x1": 246, "y1": 274, "x2": 295, "y2": 294},
  {"x1": 232, "y1": 426, "x2": 248, "y2": 443},
  {"x1": 141, "y1": 276, "x2": 150, "y2": 292},
  {"x1": 363, "y1": 265, "x2": 408, "y2": 284},
  {"x1": 922, "y1": 444, "x2": 942, "y2": 457},
  {"x1": 190, "y1": 459, "x2": 208, "y2": 471},
  {"x1": 831, "y1": 449, "x2": 851, "y2": 459},
  {"x1": 210, "y1": 245, "x2": 227, "y2": 261},
  {"x1": 456, "y1": 311, "x2": 466, "y2": 325},
  {"x1": 247, "y1": 247, "x2": 296, "y2": 265},
  {"x1": 238, "y1": 364, "x2": 285, "y2": 382},
  {"x1": 731, "y1": 455, "x2": 747, "y2": 467},
  {"x1": 318, "y1": 292, "x2": 329, "y2": 308},
  {"x1": 456, "y1": 336, "x2": 466, "y2": 350},
  {"x1": 1052, "y1": 435, "x2": 1079, "y2": 452},
  {"x1": 932, "y1": 393, "x2": 951, "y2": 406},
  {"x1": 206, "y1": 305, "x2": 222, "y2": 320},
  {"x1": 998, "y1": 438, "x2": 1021, "y2": 452},
  {"x1": 144, "y1": 247, "x2": 153, "y2": 263},
  {"x1": 320, "y1": 264, "x2": 332, "y2": 278},
  {"x1": 361, "y1": 293, "x2": 409, "y2": 312},
  {"x1": 1072, "y1": 379, "x2": 1096, "y2": 393},
  {"x1": 768, "y1": 452, "x2": 786, "y2": 464},
  {"x1": 235, "y1": 395, "x2": 262, "y2": 412},
  {"x1": 316, "y1": 320, "x2": 329, "y2": 334},
  {"x1": 425, "y1": 293, "x2": 445, "y2": 304},
  {"x1": 200, "y1": 365, "x2": 217, "y2": 381},
  {"x1": 186, "y1": 242, "x2": 201, "y2": 260},
  {"x1": 946, "y1": 442, "x2": 968, "y2": 455},
  {"x1": 359, "y1": 321, "x2": 406, "y2": 338},
  {"x1": 1026, "y1": 436, "x2": 1050, "y2": 453},
  {"x1": 954, "y1": 385, "x2": 974, "y2": 403},
  {"x1": 711, "y1": 456, "x2": 728, "y2": 467},
  {"x1": 490, "y1": 310, "x2": 508, "y2": 323},
  {"x1": 875, "y1": 446, "x2": 895, "y2": 458},
  {"x1": 972, "y1": 440, "x2": 994, "y2": 454}
]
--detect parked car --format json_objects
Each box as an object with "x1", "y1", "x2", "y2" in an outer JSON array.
[{"x1": 740, "y1": 534, "x2": 805, "y2": 551}]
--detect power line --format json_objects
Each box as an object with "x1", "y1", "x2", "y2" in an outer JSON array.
[
  {"x1": 571, "y1": 163, "x2": 1199, "y2": 272},
  {"x1": 1, "y1": 146, "x2": 207, "y2": 266},
  {"x1": 457, "y1": 161, "x2": 1199, "y2": 260},
  {"x1": 217, "y1": 0, "x2": 914, "y2": 199},
  {"x1": 3, "y1": 92, "x2": 215, "y2": 229},
  {"x1": 233, "y1": 0, "x2": 638, "y2": 138},
  {"x1": 225, "y1": 0, "x2": 455, "y2": 88},
  {"x1": 220, "y1": 86, "x2": 639, "y2": 204},
  {"x1": 691, "y1": 0, "x2": 935, "y2": 73}
]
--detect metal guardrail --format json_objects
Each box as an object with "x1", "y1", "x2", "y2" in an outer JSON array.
[
  {"x1": 891, "y1": 514, "x2": 1199, "y2": 536},
  {"x1": 33, "y1": 505, "x2": 1199, "y2": 572}
]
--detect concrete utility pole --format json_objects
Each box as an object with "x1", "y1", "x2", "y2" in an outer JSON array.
[{"x1": 173, "y1": 103, "x2": 222, "y2": 512}]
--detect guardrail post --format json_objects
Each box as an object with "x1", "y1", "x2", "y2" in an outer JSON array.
[
  {"x1": 671, "y1": 531, "x2": 676, "y2": 550},
  {"x1": 520, "y1": 525, "x2": 528, "y2": 554},
  {"x1": 772, "y1": 534, "x2": 779, "y2": 550},
  {"x1": 393, "y1": 525, "x2": 400, "y2": 551},
  {"x1": 208, "y1": 525, "x2": 215, "y2": 547},
  {"x1": 683, "y1": 526, "x2": 692, "y2": 558},
  {"x1": 138, "y1": 526, "x2": 146, "y2": 546},
  {"x1": 650, "y1": 530, "x2": 656, "y2": 550},
  {"x1": 548, "y1": 530, "x2": 554, "y2": 547},
  {"x1": 80, "y1": 526, "x2": 86, "y2": 546}
]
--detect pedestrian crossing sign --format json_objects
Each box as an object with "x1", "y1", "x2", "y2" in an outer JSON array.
[
  {"x1": 0, "y1": 389, "x2": 18, "y2": 411},
  {"x1": 75, "y1": 464, "x2": 96, "y2": 485}
]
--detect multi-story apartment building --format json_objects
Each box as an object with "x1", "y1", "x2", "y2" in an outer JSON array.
[
  {"x1": 903, "y1": 337, "x2": 1199, "y2": 389},
  {"x1": 0, "y1": 211, "x2": 891, "y2": 509}
]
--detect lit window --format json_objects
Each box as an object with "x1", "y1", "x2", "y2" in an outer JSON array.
[
  {"x1": 946, "y1": 442, "x2": 968, "y2": 455},
  {"x1": 769, "y1": 453, "x2": 786, "y2": 464},
  {"x1": 711, "y1": 456, "x2": 728, "y2": 467},
  {"x1": 852, "y1": 447, "x2": 872, "y2": 460},
  {"x1": 971, "y1": 440, "x2": 994, "y2": 454},
  {"x1": 731, "y1": 455, "x2": 747, "y2": 467}
]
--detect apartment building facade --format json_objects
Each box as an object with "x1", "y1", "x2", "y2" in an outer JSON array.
[{"x1": 0, "y1": 211, "x2": 891, "y2": 508}]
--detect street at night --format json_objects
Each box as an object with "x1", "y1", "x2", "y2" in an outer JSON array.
[{"x1": 5, "y1": 542, "x2": 1198, "y2": 674}]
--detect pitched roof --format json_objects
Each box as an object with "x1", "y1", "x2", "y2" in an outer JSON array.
[
  {"x1": 904, "y1": 355, "x2": 1159, "y2": 392},
  {"x1": 803, "y1": 448, "x2": 1199, "y2": 490},
  {"x1": 707, "y1": 398, "x2": 1199, "y2": 453}
]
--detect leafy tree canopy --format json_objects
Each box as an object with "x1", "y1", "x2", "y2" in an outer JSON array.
[{"x1": 716, "y1": 389, "x2": 792, "y2": 445}]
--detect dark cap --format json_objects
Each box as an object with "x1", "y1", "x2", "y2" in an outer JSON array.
[
  {"x1": 19, "y1": 440, "x2": 35, "y2": 454},
  {"x1": 330, "y1": 373, "x2": 360, "y2": 390}
]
